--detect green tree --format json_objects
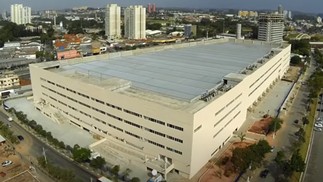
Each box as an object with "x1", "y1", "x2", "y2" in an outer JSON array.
[
  {"x1": 131, "y1": 177, "x2": 140, "y2": 182},
  {"x1": 302, "y1": 117, "x2": 309, "y2": 126},
  {"x1": 275, "y1": 150, "x2": 285, "y2": 165},
  {"x1": 238, "y1": 132, "x2": 246, "y2": 142},
  {"x1": 290, "y1": 55, "x2": 302, "y2": 65},
  {"x1": 122, "y1": 168, "x2": 132, "y2": 180},
  {"x1": 90, "y1": 157, "x2": 106, "y2": 169},
  {"x1": 58, "y1": 141, "x2": 65, "y2": 149},
  {"x1": 268, "y1": 118, "x2": 283, "y2": 134},
  {"x1": 231, "y1": 147, "x2": 252, "y2": 171},
  {"x1": 290, "y1": 150, "x2": 305, "y2": 172},
  {"x1": 111, "y1": 165, "x2": 120, "y2": 176},
  {"x1": 295, "y1": 128, "x2": 306, "y2": 143},
  {"x1": 147, "y1": 23, "x2": 162, "y2": 30},
  {"x1": 231, "y1": 140, "x2": 271, "y2": 172},
  {"x1": 289, "y1": 39, "x2": 310, "y2": 56},
  {"x1": 72, "y1": 145, "x2": 91, "y2": 163}
]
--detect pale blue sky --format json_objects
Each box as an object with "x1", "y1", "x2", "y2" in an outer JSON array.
[{"x1": 0, "y1": 0, "x2": 320, "y2": 13}]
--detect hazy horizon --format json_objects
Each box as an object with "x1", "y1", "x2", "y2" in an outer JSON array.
[{"x1": 0, "y1": 0, "x2": 321, "y2": 14}]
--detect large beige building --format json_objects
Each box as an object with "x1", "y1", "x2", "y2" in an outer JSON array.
[
  {"x1": 105, "y1": 4, "x2": 121, "y2": 40},
  {"x1": 124, "y1": 5, "x2": 146, "y2": 39},
  {"x1": 30, "y1": 39, "x2": 290, "y2": 179}
]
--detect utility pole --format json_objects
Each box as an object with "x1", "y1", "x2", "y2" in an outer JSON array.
[{"x1": 42, "y1": 147, "x2": 47, "y2": 164}]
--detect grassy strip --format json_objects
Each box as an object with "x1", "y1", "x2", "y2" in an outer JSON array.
[{"x1": 292, "y1": 98, "x2": 318, "y2": 181}]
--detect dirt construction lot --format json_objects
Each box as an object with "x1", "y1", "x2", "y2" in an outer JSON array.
[
  {"x1": 0, "y1": 143, "x2": 36, "y2": 181},
  {"x1": 200, "y1": 141, "x2": 255, "y2": 182}
]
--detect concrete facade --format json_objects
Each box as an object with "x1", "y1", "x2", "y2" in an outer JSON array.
[
  {"x1": 10, "y1": 4, "x2": 31, "y2": 25},
  {"x1": 124, "y1": 5, "x2": 146, "y2": 39},
  {"x1": 56, "y1": 50, "x2": 80, "y2": 60},
  {"x1": 258, "y1": 13, "x2": 284, "y2": 43},
  {"x1": 105, "y1": 4, "x2": 121, "y2": 40},
  {"x1": 0, "y1": 72, "x2": 20, "y2": 90},
  {"x1": 29, "y1": 39, "x2": 290, "y2": 179}
]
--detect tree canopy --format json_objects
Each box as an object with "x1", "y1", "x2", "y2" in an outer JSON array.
[
  {"x1": 290, "y1": 55, "x2": 302, "y2": 65},
  {"x1": 72, "y1": 144, "x2": 91, "y2": 163},
  {"x1": 231, "y1": 140, "x2": 271, "y2": 172},
  {"x1": 267, "y1": 118, "x2": 283, "y2": 134},
  {"x1": 0, "y1": 20, "x2": 42, "y2": 47},
  {"x1": 289, "y1": 39, "x2": 311, "y2": 57}
]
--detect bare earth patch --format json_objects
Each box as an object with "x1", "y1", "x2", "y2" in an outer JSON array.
[
  {"x1": 200, "y1": 142, "x2": 255, "y2": 182},
  {"x1": 248, "y1": 116, "x2": 273, "y2": 135}
]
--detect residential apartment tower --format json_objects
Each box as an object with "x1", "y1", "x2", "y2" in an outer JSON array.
[
  {"x1": 10, "y1": 4, "x2": 31, "y2": 25},
  {"x1": 105, "y1": 4, "x2": 121, "y2": 40},
  {"x1": 124, "y1": 5, "x2": 146, "y2": 39}
]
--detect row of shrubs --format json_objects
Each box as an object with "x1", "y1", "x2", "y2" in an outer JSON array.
[{"x1": 8, "y1": 108, "x2": 142, "y2": 182}]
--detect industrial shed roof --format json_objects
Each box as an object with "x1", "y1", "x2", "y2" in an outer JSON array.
[{"x1": 58, "y1": 41, "x2": 275, "y2": 101}]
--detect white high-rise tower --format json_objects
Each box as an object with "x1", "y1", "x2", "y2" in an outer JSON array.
[
  {"x1": 10, "y1": 4, "x2": 31, "y2": 25},
  {"x1": 105, "y1": 4, "x2": 121, "y2": 40},
  {"x1": 124, "y1": 5, "x2": 146, "y2": 39}
]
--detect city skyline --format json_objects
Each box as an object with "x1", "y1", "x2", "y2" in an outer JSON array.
[{"x1": 0, "y1": 0, "x2": 322, "y2": 14}]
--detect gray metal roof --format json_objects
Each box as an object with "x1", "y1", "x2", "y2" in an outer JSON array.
[{"x1": 60, "y1": 42, "x2": 274, "y2": 100}]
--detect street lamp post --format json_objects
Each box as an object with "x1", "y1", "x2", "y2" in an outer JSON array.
[{"x1": 273, "y1": 117, "x2": 277, "y2": 139}]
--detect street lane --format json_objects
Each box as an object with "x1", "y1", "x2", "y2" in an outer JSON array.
[
  {"x1": 0, "y1": 110, "x2": 98, "y2": 182},
  {"x1": 303, "y1": 94, "x2": 323, "y2": 182}
]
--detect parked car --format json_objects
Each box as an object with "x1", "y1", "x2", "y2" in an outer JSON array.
[
  {"x1": 260, "y1": 169, "x2": 269, "y2": 178},
  {"x1": 314, "y1": 127, "x2": 323, "y2": 132},
  {"x1": 1, "y1": 160, "x2": 12, "y2": 167},
  {"x1": 8, "y1": 117, "x2": 13, "y2": 122},
  {"x1": 17, "y1": 135, "x2": 24, "y2": 141},
  {"x1": 315, "y1": 123, "x2": 323, "y2": 128}
]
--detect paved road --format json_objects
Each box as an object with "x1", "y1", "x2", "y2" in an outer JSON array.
[
  {"x1": 245, "y1": 58, "x2": 316, "y2": 182},
  {"x1": 0, "y1": 110, "x2": 98, "y2": 182},
  {"x1": 303, "y1": 94, "x2": 323, "y2": 182}
]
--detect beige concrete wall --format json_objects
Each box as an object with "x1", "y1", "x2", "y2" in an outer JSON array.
[
  {"x1": 30, "y1": 64, "x2": 195, "y2": 176},
  {"x1": 189, "y1": 44, "x2": 290, "y2": 178},
  {"x1": 30, "y1": 41, "x2": 291, "y2": 179}
]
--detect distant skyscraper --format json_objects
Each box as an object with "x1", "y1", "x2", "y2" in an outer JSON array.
[
  {"x1": 2, "y1": 11, "x2": 6, "y2": 20},
  {"x1": 258, "y1": 13, "x2": 284, "y2": 43},
  {"x1": 288, "y1": 11, "x2": 292, "y2": 20},
  {"x1": 10, "y1": 4, "x2": 31, "y2": 25},
  {"x1": 184, "y1": 24, "x2": 192, "y2": 38},
  {"x1": 278, "y1": 4, "x2": 283, "y2": 14},
  {"x1": 125, "y1": 5, "x2": 146, "y2": 39},
  {"x1": 105, "y1": 4, "x2": 121, "y2": 40},
  {"x1": 147, "y1": 3, "x2": 156, "y2": 14}
]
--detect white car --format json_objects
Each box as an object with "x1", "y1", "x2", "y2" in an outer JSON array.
[
  {"x1": 315, "y1": 123, "x2": 323, "y2": 128},
  {"x1": 318, "y1": 117, "x2": 322, "y2": 121},
  {"x1": 314, "y1": 127, "x2": 323, "y2": 132},
  {"x1": 1, "y1": 160, "x2": 12, "y2": 167}
]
